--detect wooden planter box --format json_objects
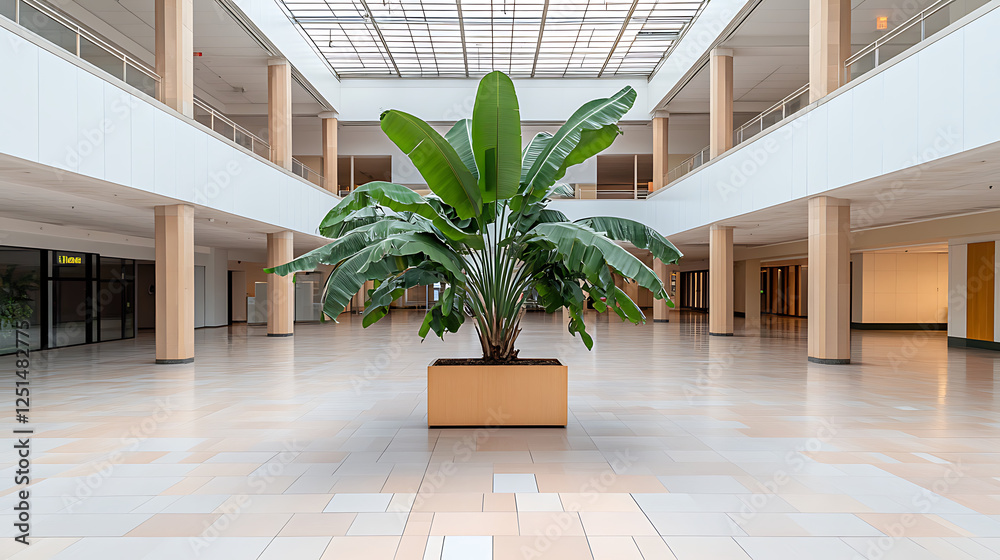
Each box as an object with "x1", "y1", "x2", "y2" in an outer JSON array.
[{"x1": 427, "y1": 360, "x2": 568, "y2": 427}]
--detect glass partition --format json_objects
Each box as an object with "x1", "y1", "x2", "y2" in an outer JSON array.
[
  {"x1": 0, "y1": 248, "x2": 42, "y2": 355},
  {"x1": 1, "y1": 0, "x2": 16, "y2": 21},
  {"x1": 18, "y1": 2, "x2": 77, "y2": 54}
]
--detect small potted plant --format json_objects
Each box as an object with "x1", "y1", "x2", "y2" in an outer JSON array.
[
  {"x1": 0, "y1": 265, "x2": 37, "y2": 354},
  {"x1": 269, "y1": 71, "x2": 681, "y2": 427}
]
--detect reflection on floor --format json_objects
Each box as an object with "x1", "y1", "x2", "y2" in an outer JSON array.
[{"x1": 2, "y1": 310, "x2": 1000, "y2": 559}]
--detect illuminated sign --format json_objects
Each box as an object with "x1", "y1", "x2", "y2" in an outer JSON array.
[
  {"x1": 876, "y1": 16, "x2": 888, "y2": 30},
  {"x1": 56, "y1": 254, "x2": 83, "y2": 265}
]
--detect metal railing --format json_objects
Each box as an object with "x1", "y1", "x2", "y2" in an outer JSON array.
[
  {"x1": 666, "y1": 145, "x2": 710, "y2": 184},
  {"x1": 292, "y1": 158, "x2": 324, "y2": 186},
  {"x1": 2, "y1": 0, "x2": 160, "y2": 98},
  {"x1": 846, "y1": 0, "x2": 989, "y2": 81},
  {"x1": 192, "y1": 98, "x2": 271, "y2": 160},
  {"x1": 597, "y1": 189, "x2": 650, "y2": 200},
  {"x1": 733, "y1": 84, "x2": 809, "y2": 146}
]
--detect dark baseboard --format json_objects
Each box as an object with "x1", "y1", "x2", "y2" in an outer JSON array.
[
  {"x1": 734, "y1": 311, "x2": 746, "y2": 318},
  {"x1": 808, "y1": 356, "x2": 850, "y2": 365},
  {"x1": 267, "y1": 333, "x2": 294, "y2": 338},
  {"x1": 851, "y1": 322, "x2": 947, "y2": 331},
  {"x1": 709, "y1": 332, "x2": 734, "y2": 337},
  {"x1": 156, "y1": 358, "x2": 194, "y2": 364},
  {"x1": 948, "y1": 336, "x2": 1000, "y2": 351},
  {"x1": 653, "y1": 319, "x2": 670, "y2": 323}
]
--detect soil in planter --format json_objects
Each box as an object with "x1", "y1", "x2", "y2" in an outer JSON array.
[{"x1": 432, "y1": 358, "x2": 562, "y2": 366}]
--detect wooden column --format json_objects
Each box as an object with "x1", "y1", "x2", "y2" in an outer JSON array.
[
  {"x1": 808, "y1": 197, "x2": 851, "y2": 363},
  {"x1": 809, "y1": 0, "x2": 851, "y2": 102},
  {"x1": 267, "y1": 231, "x2": 294, "y2": 337},
  {"x1": 654, "y1": 260, "x2": 678, "y2": 323},
  {"x1": 709, "y1": 48, "x2": 734, "y2": 159},
  {"x1": 710, "y1": 225, "x2": 734, "y2": 336},
  {"x1": 651, "y1": 113, "x2": 669, "y2": 191},
  {"x1": 966, "y1": 241, "x2": 996, "y2": 342},
  {"x1": 744, "y1": 258, "x2": 761, "y2": 335},
  {"x1": 155, "y1": 0, "x2": 193, "y2": 117},
  {"x1": 320, "y1": 112, "x2": 339, "y2": 193},
  {"x1": 268, "y1": 59, "x2": 293, "y2": 170},
  {"x1": 155, "y1": 205, "x2": 194, "y2": 363}
]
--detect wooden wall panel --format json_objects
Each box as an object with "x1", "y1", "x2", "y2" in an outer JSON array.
[{"x1": 966, "y1": 241, "x2": 995, "y2": 342}]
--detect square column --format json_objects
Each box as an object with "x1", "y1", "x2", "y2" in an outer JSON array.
[
  {"x1": 267, "y1": 231, "x2": 294, "y2": 337},
  {"x1": 268, "y1": 59, "x2": 293, "y2": 170},
  {"x1": 809, "y1": 0, "x2": 851, "y2": 102},
  {"x1": 709, "y1": 48, "x2": 734, "y2": 159},
  {"x1": 710, "y1": 224, "x2": 734, "y2": 336},
  {"x1": 654, "y1": 260, "x2": 678, "y2": 322},
  {"x1": 155, "y1": 0, "x2": 193, "y2": 117},
  {"x1": 808, "y1": 197, "x2": 851, "y2": 363},
  {"x1": 651, "y1": 113, "x2": 669, "y2": 191},
  {"x1": 743, "y1": 258, "x2": 761, "y2": 335},
  {"x1": 155, "y1": 205, "x2": 194, "y2": 363},
  {"x1": 321, "y1": 112, "x2": 339, "y2": 193}
]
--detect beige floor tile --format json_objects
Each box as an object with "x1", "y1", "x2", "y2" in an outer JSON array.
[
  {"x1": 856, "y1": 513, "x2": 965, "y2": 537},
  {"x1": 579, "y1": 512, "x2": 659, "y2": 536},
  {"x1": 411, "y1": 493, "x2": 484, "y2": 512},
  {"x1": 559, "y1": 493, "x2": 640, "y2": 512},
  {"x1": 430, "y1": 512, "x2": 520, "y2": 535},
  {"x1": 484, "y1": 493, "x2": 516, "y2": 511},
  {"x1": 494, "y1": 536, "x2": 594, "y2": 560},
  {"x1": 206, "y1": 513, "x2": 292, "y2": 536},
  {"x1": 633, "y1": 536, "x2": 678, "y2": 559},
  {"x1": 394, "y1": 535, "x2": 428, "y2": 559},
  {"x1": 588, "y1": 536, "x2": 644, "y2": 559},
  {"x1": 125, "y1": 513, "x2": 221, "y2": 537},
  {"x1": 518, "y1": 511, "x2": 587, "y2": 537}
]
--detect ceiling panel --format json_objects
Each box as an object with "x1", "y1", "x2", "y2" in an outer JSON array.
[{"x1": 280, "y1": 0, "x2": 707, "y2": 78}]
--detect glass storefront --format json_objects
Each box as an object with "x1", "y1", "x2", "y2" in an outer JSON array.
[
  {"x1": 0, "y1": 247, "x2": 42, "y2": 354},
  {"x1": 0, "y1": 246, "x2": 135, "y2": 355}
]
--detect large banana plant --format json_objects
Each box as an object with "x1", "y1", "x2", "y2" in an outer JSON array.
[{"x1": 267, "y1": 71, "x2": 682, "y2": 362}]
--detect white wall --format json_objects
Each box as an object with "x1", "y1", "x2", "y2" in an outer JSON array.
[
  {"x1": 0, "y1": 20, "x2": 336, "y2": 239},
  {"x1": 644, "y1": 3, "x2": 1000, "y2": 238},
  {"x1": 855, "y1": 252, "x2": 948, "y2": 325}
]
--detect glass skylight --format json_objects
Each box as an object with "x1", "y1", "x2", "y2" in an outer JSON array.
[{"x1": 281, "y1": 0, "x2": 705, "y2": 78}]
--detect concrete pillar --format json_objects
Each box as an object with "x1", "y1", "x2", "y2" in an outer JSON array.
[
  {"x1": 154, "y1": 205, "x2": 194, "y2": 363},
  {"x1": 808, "y1": 197, "x2": 851, "y2": 363},
  {"x1": 709, "y1": 48, "x2": 734, "y2": 159},
  {"x1": 809, "y1": 0, "x2": 851, "y2": 102},
  {"x1": 155, "y1": 0, "x2": 193, "y2": 117},
  {"x1": 267, "y1": 231, "x2": 294, "y2": 337},
  {"x1": 651, "y1": 113, "x2": 669, "y2": 191},
  {"x1": 744, "y1": 258, "x2": 761, "y2": 335},
  {"x1": 709, "y1": 225, "x2": 734, "y2": 336},
  {"x1": 654, "y1": 260, "x2": 678, "y2": 322},
  {"x1": 268, "y1": 59, "x2": 293, "y2": 170},
  {"x1": 320, "y1": 112, "x2": 338, "y2": 193}
]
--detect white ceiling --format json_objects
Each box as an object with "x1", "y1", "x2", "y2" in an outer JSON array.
[
  {"x1": 0, "y1": 156, "x2": 328, "y2": 258},
  {"x1": 74, "y1": 0, "x2": 323, "y2": 114},
  {"x1": 666, "y1": 141, "x2": 1000, "y2": 260}
]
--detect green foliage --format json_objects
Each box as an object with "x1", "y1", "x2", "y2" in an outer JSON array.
[
  {"x1": 271, "y1": 71, "x2": 681, "y2": 361},
  {"x1": 0, "y1": 265, "x2": 37, "y2": 329}
]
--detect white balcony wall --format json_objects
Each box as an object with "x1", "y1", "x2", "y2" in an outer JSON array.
[
  {"x1": 0, "y1": 21, "x2": 336, "y2": 238},
  {"x1": 643, "y1": 3, "x2": 1000, "y2": 238}
]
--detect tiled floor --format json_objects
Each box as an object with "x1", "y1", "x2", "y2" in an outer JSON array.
[{"x1": 2, "y1": 310, "x2": 1000, "y2": 559}]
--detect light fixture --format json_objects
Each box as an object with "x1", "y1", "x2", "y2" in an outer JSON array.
[
  {"x1": 636, "y1": 31, "x2": 680, "y2": 40},
  {"x1": 876, "y1": 16, "x2": 888, "y2": 30}
]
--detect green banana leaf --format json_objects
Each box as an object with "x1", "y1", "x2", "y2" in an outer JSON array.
[
  {"x1": 575, "y1": 216, "x2": 683, "y2": 265},
  {"x1": 380, "y1": 110, "x2": 482, "y2": 219},
  {"x1": 472, "y1": 71, "x2": 521, "y2": 202}
]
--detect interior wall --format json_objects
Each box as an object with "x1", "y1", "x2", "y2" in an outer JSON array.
[
  {"x1": 857, "y1": 252, "x2": 949, "y2": 325},
  {"x1": 228, "y1": 260, "x2": 268, "y2": 297},
  {"x1": 948, "y1": 238, "x2": 1000, "y2": 344}
]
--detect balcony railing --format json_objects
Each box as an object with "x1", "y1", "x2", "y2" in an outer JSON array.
[
  {"x1": 733, "y1": 84, "x2": 809, "y2": 147},
  {"x1": 292, "y1": 158, "x2": 323, "y2": 187},
  {"x1": 846, "y1": 0, "x2": 989, "y2": 80},
  {"x1": 666, "y1": 145, "x2": 710, "y2": 184},
  {"x1": 2, "y1": 0, "x2": 159, "y2": 98},
  {"x1": 192, "y1": 98, "x2": 271, "y2": 160}
]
